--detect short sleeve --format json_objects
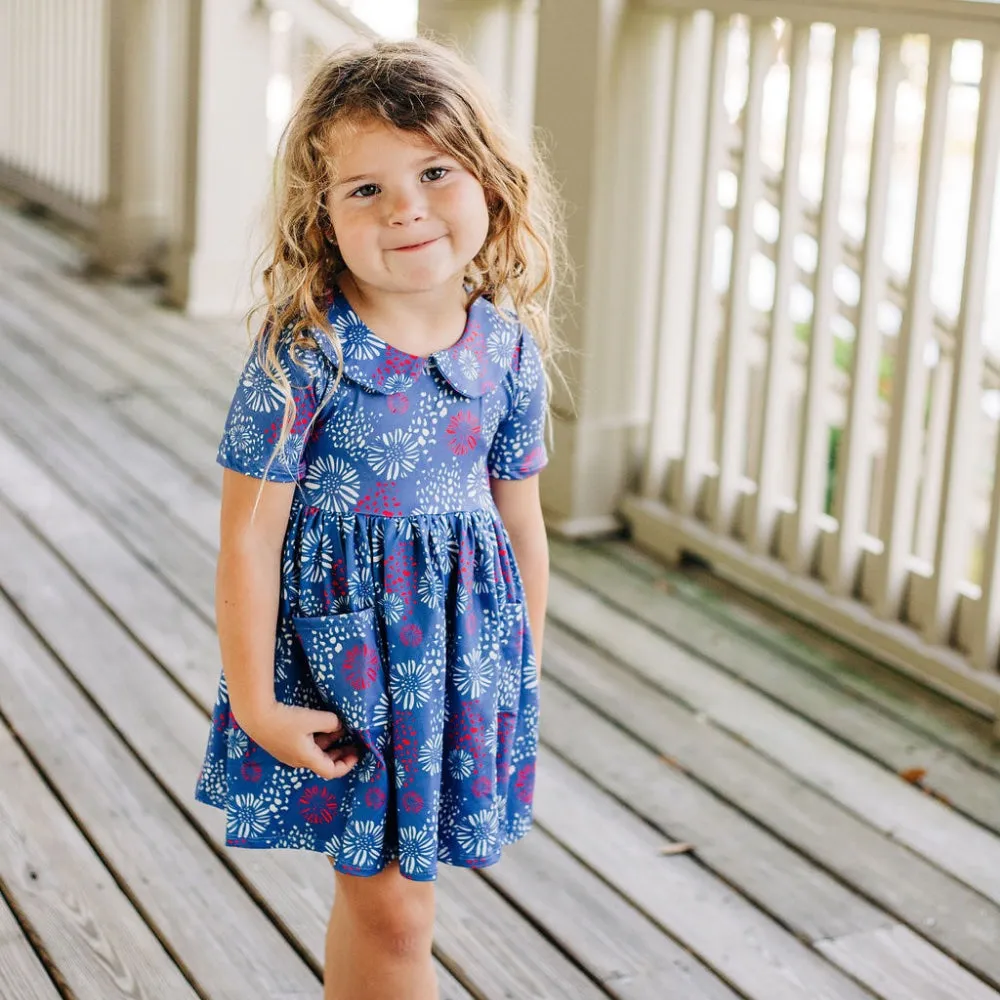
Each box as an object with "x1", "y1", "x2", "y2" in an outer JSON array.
[
  {"x1": 216, "y1": 332, "x2": 330, "y2": 482},
  {"x1": 487, "y1": 325, "x2": 549, "y2": 480}
]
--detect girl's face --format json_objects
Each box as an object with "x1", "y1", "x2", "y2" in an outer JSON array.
[{"x1": 325, "y1": 122, "x2": 490, "y2": 296}]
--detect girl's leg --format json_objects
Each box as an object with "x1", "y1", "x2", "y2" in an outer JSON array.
[{"x1": 324, "y1": 859, "x2": 438, "y2": 1000}]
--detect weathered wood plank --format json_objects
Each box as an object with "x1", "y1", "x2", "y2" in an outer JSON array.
[
  {"x1": 0, "y1": 892, "x2": 62, "y2": 1000},
  {"x1": 0, "y1": 311, "x2": 220, "y2": 546},
  {"x1": 532, "y1": 751, "x2": 872, "y2": 1000},
  {"x1": 0, "y1": 578, "x2": 322, "y2": 1000},
  {"x1": 817, "y1": 924, "x2": 1000, "y2": 1000},
  {"x1": 551, "y1": 539, "x2": 1000, "y2": 834},
  {"x1": 539, "y1": 674, "x2": 892, "y2": 944},
  {"x1": 542, "y1": 621, "x2": 1000, "y2": 987},
  {"x1": 545, "y1": 571, "x2": 1000, "y2": 906},
  {"x1": 0, "y1": 723, "x2": 199, "y2": 1000},
  {"x1": 484, "y1": 828, "x2": 741, "y2": 999},
  {"x1": 596, "y1": 537, "x2": 1000, "y2": 777},
  {"x1": 0, "y1": 363, "x2": 216, "y2": 615}
]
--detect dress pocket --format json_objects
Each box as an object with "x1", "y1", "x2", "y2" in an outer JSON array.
[{"x1": 292, "y1": 608, "x2": 389, "y2": 766}]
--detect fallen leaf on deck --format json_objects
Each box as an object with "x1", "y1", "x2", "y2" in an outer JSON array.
[
  {"x1": 659, "y1": 842, "x2": 696, "y2": 856},
  {"x1": 899, "y1": 767, "x2": 927, "y2": 785}
]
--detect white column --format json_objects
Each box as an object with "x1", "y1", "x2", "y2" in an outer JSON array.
[
  {"x1": 171, "y1": 0, "x2": 271, "y2": 317},
  {"x1": 532, "y1": 0, "x2": 674, "y2": 536},
  {"x1": 96, "y1": 0, "x2": 168, "y2": 274},
  {"x1": 418, "y1": 0, "x2": 537, "y2": 144}
]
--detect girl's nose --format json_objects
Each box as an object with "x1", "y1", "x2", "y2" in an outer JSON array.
[{"x1": 386, "y1": 187, "x2": 427, "y2": 226}]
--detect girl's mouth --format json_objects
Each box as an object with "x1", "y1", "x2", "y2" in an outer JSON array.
[{"x1": 389, "y1": 236, "x2": 441, "y2": 253}]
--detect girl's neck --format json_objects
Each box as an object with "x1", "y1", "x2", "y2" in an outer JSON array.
[{"x1": 337, "y1": 272, "x2": 469, "y2": 357}]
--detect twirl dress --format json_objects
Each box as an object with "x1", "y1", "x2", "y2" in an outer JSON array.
[{"x1": 194, "y1": 287, "x2": 547, "y2": 881}]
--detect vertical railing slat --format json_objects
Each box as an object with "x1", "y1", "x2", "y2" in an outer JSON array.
[
  {"x1": 782, "y1": 27, "x2": 853, "y2": 573},
  {"x1": 928, "y1": 46, "x2": 1000, "y2": 646},
  {"x1": 676, "y1": 18, "x2": 731, "y2": 517},
  {"x1": 748, "y1": 22, "x2": 810, "y2": 553},
  {"x1": 823, "y1": 36, "x2": 902, "y2": 595},
  {"x1": 868, "y1": 39, "x2": 951, "y2": 618},
  {"x1": 641, "y1": 11, "x2": 714, "y2": 501},
  {"x1": 713, "y1": 18, "x2": 773, "y2": 534}
]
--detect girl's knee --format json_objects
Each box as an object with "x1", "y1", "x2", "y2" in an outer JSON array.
[{"x1": 333, "y1": 862, "x2": 435, "y2": 954}]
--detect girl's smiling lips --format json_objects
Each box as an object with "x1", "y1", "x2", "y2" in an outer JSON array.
[{"x1": 387, "y1": 236, "x2": 442, "y2": 252}]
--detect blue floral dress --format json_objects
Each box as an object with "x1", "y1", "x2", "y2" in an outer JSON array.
[{"x1": 194, "y1": 287, "x2": 547, "y2": 881}]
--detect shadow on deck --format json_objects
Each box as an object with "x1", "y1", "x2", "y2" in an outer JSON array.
[{"x1": 2, "y1": 199, "x2": 1000, "y2": 1000}]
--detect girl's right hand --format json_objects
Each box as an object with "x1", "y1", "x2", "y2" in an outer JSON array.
[{"x1": 235, "y1": 701, "x2": 361, "y2": 780}]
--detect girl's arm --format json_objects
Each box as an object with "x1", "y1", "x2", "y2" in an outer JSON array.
[
  {"x1": 216, "y1": 469, "x2": 295, "y2": 722},
  {"x1": 490, "y1": 475, "x2": 549, "y2": 677}
]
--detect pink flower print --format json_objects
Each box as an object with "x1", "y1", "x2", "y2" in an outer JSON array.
[
  {"x1": 387, "y1": 392, "x2": 409, "y2": 414},
  {"x1": 299, "y1": 785, "x2": 338, "y2": 824},
  {"x1": 463, "y1": 612, "x2": 478, "y2": 636},
  {"x1": 365, "y1": 786, "x2": 387, "y2": 810},
  {"x1": 515, "y1": 762, "x2": 536, "y2": 804},
  {"x1": 520, "y1": 445, "x2": 546, "y2": 475},
  {"x1": 343, "y1": 643, "x2": 380, "y2": 691},
  {"x1": 471, "y1": 774, "x2": 493, "y2": 798},
  {"x1": 402, "y1": 790, "x2": 424, "y2": 813},
  {"x1": 446, "y1": 410, "x2": 481, "y2": 456},
  {"x1": 400, "y1": 623, "x2": 423, "y2": 646},
  {"x1": 240, "y1": 758, "x2": 263, "y2": 783},
  {"x1": 355, "y1": 481, "x2": 405, "y2": 517}
]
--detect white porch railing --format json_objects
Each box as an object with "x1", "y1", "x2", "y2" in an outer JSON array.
[
  {"x1": 0, "y1": 0, "x2": 109, "y2": 228},
  {"x1": 620, "y1": 0, "x2": 1000, "y2": 717}
]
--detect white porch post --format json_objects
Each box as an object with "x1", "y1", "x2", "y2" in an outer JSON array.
[
  {"x1": 418, "y1": 0, "x2": 538, "y2": 143},
  {"x1": 532, "y1": 0, "x2": 671, "y2": 536},
  {"x1": 96, "y1": 0, "x2": 170, "y2": 274},
  {"x1": 170, "y1": 0, "x2": 271, "y2": 317}
]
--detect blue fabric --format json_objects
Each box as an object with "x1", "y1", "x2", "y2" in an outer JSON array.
[{"x1": 195, "y1": 288, "x2": 547, "y2": 880}]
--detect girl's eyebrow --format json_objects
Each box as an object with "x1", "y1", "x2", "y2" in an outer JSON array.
[{"x1": 333, "y1": 152, "x2": 450, "y2": 189}]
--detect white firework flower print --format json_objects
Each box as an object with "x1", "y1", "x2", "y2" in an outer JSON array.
[
  {"x1": 371, "y1": 690, "x2": 391, "y2": 731},
  {"x1": 486, "y1": 321, "x2": 518, "y2": 363},
  {"x1": 355, "y1": 752, "x2": 380, "y2": 783},
  {"x1": 398, "y1": 826, "x2": 436, "y2": 875},
  {"x1": 323, "y1": 833, "x2": 342, "y2": 858},
  {"x1": 300, "y1": 526, "x2": 333, "y2": 583},
  {"x1": 279, "y1": 826, "x2": 317, "y2": 851},
  {"x1": 419, "y1": 731, "x2": 443, "y2": 774},
  {"x1": 380, "y1": 591, "x2": 406, "y2": 624},
  {"x1": 390, "y1": 659, "x2": 433, "y2": 710},
  {"x1": 456, "y1": 347, "x2": 481, "y2": 380},
  {"x1": 304, "y1": 456, "x2": 361, "y2": 512},
  {"x1": 417, "y1": 572, "x2": 444, "y2": 609},
  {"x1": 455, "y1": 646, "x2": 493, "y2": 699},
  {"x1": 456, "y1": 807, "x2": 500, "y2": 858},
  {"x1": 467, "y1": 457, "x2": 492, "y2": 506},
  {"x1": 228, "y1": 411, "x2": 264, "y2": 462},
  {"x1": 448, "y1": 748, "x2": 475, "y2": 780},
  {"x1": 472, "y1": 558, "x2": 496, "y2": 594},
  {"x1": 227, "y1": 728, "x2": 249, "y2": 759},
  {"x1": 348, "y1": 566, "x2": 375, "y2": 606},
  {"x1": 343, "y1": 819, "x2": 385, "y2": 868},
  {"x1": 368, "y1": 429, "x2": 419, "y2": 480},
  {"x1": 383, "y1": 373, "x2": 416, "y2": 394},
  {"x1": 334, "y1": 310, "x2": 383, "y2": 359},
  {"x1": 228, "y1": 794, "x2": 271, "y2": 839},
  {"x1": 454, "y1": 585, "x2": 469, "y2": 616},
  {"x1": 240, "y1": 359, "x2": 284, "y2": 412}
]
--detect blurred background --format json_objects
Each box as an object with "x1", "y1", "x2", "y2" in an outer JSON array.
[{"x1": 5, "y1": 2, "x2": 1000, "y2": 999}]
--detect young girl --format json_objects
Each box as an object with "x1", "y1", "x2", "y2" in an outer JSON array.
[{"x1": 194, "y1": 36, "x2": 560, "y2": 1000}]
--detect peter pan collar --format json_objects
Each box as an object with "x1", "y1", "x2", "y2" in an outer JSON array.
[{"x1": 313, "y1": 288, "x2": 521, "y2": 398}]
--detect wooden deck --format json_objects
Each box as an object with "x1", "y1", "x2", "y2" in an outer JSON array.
[{"x1": 3, "y1": 199, "x2": 1000, "y2": 1000}]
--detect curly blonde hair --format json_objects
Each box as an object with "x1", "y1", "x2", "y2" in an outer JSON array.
[{"x1": 251, "y1": 36, "x2": 566, "y2": 469}]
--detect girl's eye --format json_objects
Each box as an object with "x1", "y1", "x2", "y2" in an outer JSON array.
[
  {"x1": 422, "y1": 167, "x2": 449, "y2": 182},
  {"x1": 350, "y1": 183, "x2": 379, "y2": 199}
]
